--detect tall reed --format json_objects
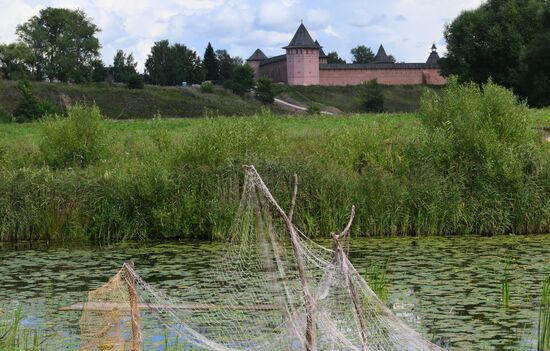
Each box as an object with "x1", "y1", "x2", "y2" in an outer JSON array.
[
  {"x1": 538, "y1": 273, "x2": 550, "y2": 350},
  {"x1": 0, "y1": 306, "x2": 40, "y2": 351},
  {"x1": 365, "y1": 258, "x2": 390, "y2": 302},
  {"x1": 501, "y1": 260, "x2": 511, "y2": 308}
]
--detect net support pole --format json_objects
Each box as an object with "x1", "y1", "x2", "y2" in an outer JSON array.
[
  {"x1": 124, "y1": 261, "x2": 142, "y2": 351},
  {"x1": 245, "y1": 166, "x2": 317, "y2": 351},
  {"x1": 332, "y1": 206, "x2": 368, "y2": 351}
]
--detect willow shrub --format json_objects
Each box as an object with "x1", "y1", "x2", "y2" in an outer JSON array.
[
  {"x1": 40, "y1": 104, "x2": 108, "y2": 168},
  {"x1": 418, "y1": 77, "x2": 549, "y2": 234}
]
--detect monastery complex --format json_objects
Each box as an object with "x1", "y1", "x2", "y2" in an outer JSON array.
[{"x1": 247, "y1": 23, "x2": 446, "y2": 86}]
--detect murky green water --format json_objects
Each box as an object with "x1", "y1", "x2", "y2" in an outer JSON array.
[{"x1": 0, "y1": 235, "x2": 548, "y2": 350}]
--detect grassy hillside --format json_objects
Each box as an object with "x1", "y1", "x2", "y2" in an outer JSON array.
[
  {"x1": 0, "y1": 80, "x2": 281, "y2": 119},
  {"x1": 0, "y1": 80, "x2": 442, "y2": 119},
  {"x1": 274, "y1": 84, "x2": 439, "y2": 113}
]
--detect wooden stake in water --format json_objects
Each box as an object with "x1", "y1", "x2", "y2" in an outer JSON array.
[
  {"x1": 245, "y1": 166, "x2": 317, "y2": 351},
  {"x1": 124, "y1": 261, "x2": 142, "y2": 351},
  {"x1": 332, "y1": 206, "x2": 368, "y2": 351}
]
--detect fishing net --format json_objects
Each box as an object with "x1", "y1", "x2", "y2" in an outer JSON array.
[{"x1": 79, "y1": 165, "x2": 445, "y2": 351}]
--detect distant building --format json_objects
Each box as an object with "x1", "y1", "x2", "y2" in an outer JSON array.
[{"x1": 247, "y1": 23, "x2": 446, "y2": 86}]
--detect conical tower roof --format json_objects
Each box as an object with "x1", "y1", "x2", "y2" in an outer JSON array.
[
  {"x1": 284, "y1": 23, "x2": 321, "y2": 49},
  {"x1": 426, "y1": 44, "x2": 440, "y2": 64},
  {"x1": 247, "y1": 49, "x2": 268, "y2": 61},
  {"x1": 316, "y1": 40, "x2": 328, "y2": 58},
  {"x1": 373, "y1": 45, "x2": 393, "y2": 63}
]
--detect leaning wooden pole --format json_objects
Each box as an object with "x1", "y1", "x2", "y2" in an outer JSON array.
[
  {"x1": 332, "y1": 207, "x2": 369, "y2": 351},
  {"x1": 124, "y1": 261, "x2": 142, "y2": 351},
  {"x1": 245, "y1": 166, "x2": 317, "y2": 351}
]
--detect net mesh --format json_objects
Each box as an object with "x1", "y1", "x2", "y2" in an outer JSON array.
[{"x1": 79, "y1": 165, "x2": 446, "y2": 351}]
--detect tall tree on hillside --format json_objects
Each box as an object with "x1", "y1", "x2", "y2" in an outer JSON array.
[
  {"x1": 144, "y1": 40, "x2": 170, "y2": 85},
  {"x1": 168, "y1": 43, "x2": 204, "y2": 85},
  {"x1": 351, "y1": 45, "x2": 375, "y2": 64},
  {"x1": 326, "y1": 51, "x2": 346, "y2": 64},
  {"x1": 90, "y1": 59, "x2": 107, "y2": 82},
  {"x1": 440, "y1": 0, "x2": 550, "y2": 106},
  {"x1": 112, "y1": 49, "x2": 137, "y2": 83},
  {"x1": 216, "y1": 49, "x2": 243, "y2": 82},
  {"x1": 145, "y1": 40, "x2": 204, "y2": 86},
  {"x1": 16, "y1": 7, "x2": 100, "y2": 82},
  {"x1": 0, "y1": 43, "x2": 34, "y2": 80},
  {"x1": 202, "y1": 43, "x2": 219, "y2": 81}
]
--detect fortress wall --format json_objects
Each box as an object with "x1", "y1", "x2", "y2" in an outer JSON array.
[
  {"x1": 259, "y1": 60, "x2": 287, "y2": 83},
  {"x1": 421, "y1": 69, "x2": 447, "y2": 85},
  {"x1": 319, "y1": 68, "x2": 446, "y2": 86}
]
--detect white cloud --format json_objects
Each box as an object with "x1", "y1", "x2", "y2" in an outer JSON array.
[
  {"x1": 0, "y1": 1, "x2": 41, "y2": 42},
  {"x1": 305, "y1": 8, "x2": 331, "y2": 29},
  {"x1": 323, "y1": 25, "x2": 341, "y2": 38},
  {"x1": 256, "y1": 0, "x2": 297, "y2": 31}
]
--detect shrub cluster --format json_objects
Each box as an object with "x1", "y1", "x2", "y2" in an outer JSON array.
[
  {"x1": 224, "y1": 65, "x2": 255, "y2": 96},
  {"x1": 255, "y1": 77, "x2": 275, "y2": 104},
  {"x1": 200, "y1": 81, "x2": 214, "y2": 93},
  {"x1": 40, "y1": 104, "x2": 108, "y2": 168},
  {"x1": 126, "y1": 74, "x2": 144, "y2": 89},
  {"x1": 14, "y1": 80, "x2": 56, "y2": 122},
  {"x1": 0, "y1": 108, "x2": 12, "y2": 123},
  {"x1": 362, "y1": 79, "x2": 384, "y2": 112}
]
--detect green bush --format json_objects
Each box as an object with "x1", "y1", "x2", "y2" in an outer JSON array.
[
  {"x1": 255, "y1": 77, "x2": 275, "y2": 103},
  {"x1": 40, "y1": 104, "x2": 108, "y2": 168},
  {"x1": 419, "y1": 77, "x2": 545, "y2": 234},
  {"x1": 13, "y1": 80, "x2": 56, "y2": 122},
  {"x1": 200, "y1": 81, "x2": 215, "y2": 93},
  {"x1": 307, "y1": 103, "x2": 321, "y2": 115},
  {"x1": 362, "y1": 79, "x2": 384, "y2": 112},
  {"x1": 126, "y1": 74, "x2": 144, "y2": 89},
  {"x1": 0, "y1": 108, "x2": 13, "y2": 123},
  {"x1": 224, "y1": 65, "x2": 255, "y2": 96}
]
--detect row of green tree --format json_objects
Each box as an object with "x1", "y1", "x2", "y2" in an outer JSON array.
[
  {"x1": 0, "y1": 7, "x2": 243, "y2": 87},
  {"x1": 326, "y1": 46, "x2": 396, "y2": 65}
]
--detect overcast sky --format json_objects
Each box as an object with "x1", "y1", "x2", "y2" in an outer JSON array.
[{"x1": 0, "y1": 0, "x2": 484, "y2": 70}]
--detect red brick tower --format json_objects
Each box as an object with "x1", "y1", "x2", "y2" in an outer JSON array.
[{"x1": 284, "y1": 23, "x2": 320, "y2": 86}]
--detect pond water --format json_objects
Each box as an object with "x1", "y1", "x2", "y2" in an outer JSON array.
[{"x1": 0, "y1": 234, "x2": 549, "y2": 350}]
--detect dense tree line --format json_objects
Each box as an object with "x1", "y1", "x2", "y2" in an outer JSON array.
[
  {"x1": 326, "y1": 46, "x2": 396, "y2": 65},
  {"x1": 0, "y1": 7, "x2": 243, "y2": 88},
  {"x1": 440, "y1": 0, "x2": 550, "y2": 107}
]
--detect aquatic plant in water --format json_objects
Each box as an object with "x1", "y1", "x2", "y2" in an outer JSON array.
[
  {"x1": 0, "y1": 306, "x2": 40, "y2": 351},
  {"x1": 501, "y1": 260, "x2": 511, "y2": 308},
  {"x1": 538, "y1": 273, "x2": 550, "y2": 350},
  {"x1": 366, "y1": 258, "x2": 390, "y2": 302}
]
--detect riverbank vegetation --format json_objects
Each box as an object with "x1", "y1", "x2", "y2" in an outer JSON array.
[{"x1": 0, "y1": 79, "x2": 549, "y2": 242}]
